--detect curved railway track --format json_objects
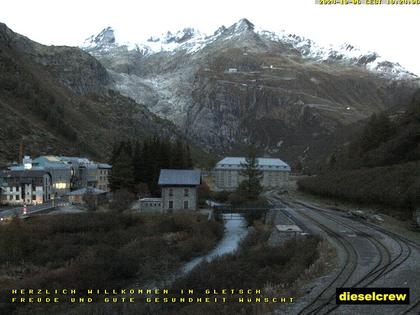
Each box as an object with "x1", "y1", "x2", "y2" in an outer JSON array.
[{"x1": 272, "y1": 197, "x2": 419, "y2": 315}]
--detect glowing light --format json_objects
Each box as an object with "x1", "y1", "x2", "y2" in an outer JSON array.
[{"x1": 54, "y1": 182, "x2": 67, "y2": 189}]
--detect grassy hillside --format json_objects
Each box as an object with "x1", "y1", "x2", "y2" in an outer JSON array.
[
  {"x1": 298, "y1": 162, "x2": 419, "y2": 215},
  {"x1": 298, "y1": 90, "x2": 420, "y2": 216}
]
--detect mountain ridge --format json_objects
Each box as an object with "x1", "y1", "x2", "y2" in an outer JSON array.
[
  {"x1": 0, "y1": 22, "x2": 178, "y2": 166},
  {"x1": 82, "y1": 18, "x2": 418, "y2": 80},
  {"x1": 80, "y1": 19, "x2": 419, "y2": 166}
]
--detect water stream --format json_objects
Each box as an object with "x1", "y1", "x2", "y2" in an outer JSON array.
[
  {"x1": 136, "y1": 214, "x2": 249, "y2": 288},
  {"x1": 181, "y1": 214, "x2": 249, "y2": 274}
]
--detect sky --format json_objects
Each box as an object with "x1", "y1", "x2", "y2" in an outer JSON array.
[{"x1": 1, "y1": 0, "x2": 419, "y2": 75}]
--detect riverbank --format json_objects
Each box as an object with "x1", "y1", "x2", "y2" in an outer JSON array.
[
  {"x1": 181, "y1": 214, "x2": 249, "y2": 274},
  {"x1": 0, "y1": 212, "x2": 223, "y2": 315}
]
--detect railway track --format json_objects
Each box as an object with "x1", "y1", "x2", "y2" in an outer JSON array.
[{"x1": 272, "y1": 197, "x2": 418, "y2": 314}]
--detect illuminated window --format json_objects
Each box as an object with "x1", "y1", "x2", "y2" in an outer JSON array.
[{"x1": 54, "y1": 182, "x2": 67, "y2": 189}]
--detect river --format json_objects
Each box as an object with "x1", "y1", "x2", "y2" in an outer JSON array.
[
  {"x1": 181, "y1": 213, "x2": 249, "y2": 274},
  {"x1": 136, "y1": 213, "x2": 249, "y2": 288}
]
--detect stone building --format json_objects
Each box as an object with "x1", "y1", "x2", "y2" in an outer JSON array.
[
  {"x1": 0, "y1": 169, "x2": 52, "y2": 205},
  {"x1": 2, "y1": 155, "x2": 112, "y2": 203},
  {"x1": 32, "y1": 156, "x2": 72, "y2": 197},
  {"x1": 67, "y1": 187, "x2": 107, "y2": 206},
  {"x1": 59, "y1": 157, "x2": 111, "y2": 192},
  {"x1": 213, "y1": 157, "x2": 291, "y2": 192},
  {"x1": 97, "y1": 163, "x2": 112, "y2": 192},
  {"x1": 136, "y1": 198, "x2": 163, "y2": 213},
  {"x1": 158, "y1": 169, "x2": 201, "y2": 212}
]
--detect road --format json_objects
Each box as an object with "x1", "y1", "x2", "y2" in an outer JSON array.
[
  {"x1": 0, "y1": 201, "x2": 56, "y2": 220},
  {"x1": 268, "y1": 195, "x2": 420, "y2": 315}
]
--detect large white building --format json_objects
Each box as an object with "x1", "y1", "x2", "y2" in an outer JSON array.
[{"x1": 213, "y1": 157, "x2": 291, "y2": 192}]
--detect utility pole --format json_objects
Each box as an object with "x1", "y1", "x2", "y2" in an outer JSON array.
[{"x1": 19, "y1": 142, "x2": 24, "y2": 163}]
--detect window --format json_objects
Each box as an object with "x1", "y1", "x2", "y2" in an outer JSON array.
[
  {"x1": 169, "y1": 188, "x2": 173, "y2": 197},
  {"x1": 184, "y1": 188, "x2": 189, "y2": 197},
  {"x1": 184, "y1": 200, "x2": 188, "y2": 209},
  {"x1": 169, "y1": 201, "x2": 173, "y2": 209},
  {"x1": 15, "y1": 195, "x2": 20, "y2": 201}
]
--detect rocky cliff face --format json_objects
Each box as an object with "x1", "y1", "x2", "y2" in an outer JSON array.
[
  {"x1": 82, "y1": 19, "x2": 419, "y2": 165},
  {"x1": 1, "y1": 23, "x2": 110, "y2": 95},
  {"x1": 0, "y1": 23, "x2": 176, "y2": 165}
]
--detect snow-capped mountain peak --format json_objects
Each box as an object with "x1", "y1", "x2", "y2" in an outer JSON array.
[
  {"x1": 81, "y1": 19, "x2": 417, "y2": 80},
  {"x1": 162, "y1": 28, "x2": 199, "y2": 44},
  {"x1": 82, "y1": 26, "x2": 115, "y2": 49},
  {"x1": 82, "y1": 26, "x2": 207, "y2": 55},
  {"x1": 232, "y1": 18, "x2": 254, "y2": 32},
  {"x1": 257, "y1": 29, "x2": 416, "y2": 80}
]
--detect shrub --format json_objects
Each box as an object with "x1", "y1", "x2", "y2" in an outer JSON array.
[
  {"x1": 211, "y1": 190, "x2": 230, "y2": 203},
  {"x1": 0, "y1": 212, "x2": 223, "y2": 293},
  {"x1": 109, "y1": 189, "x2": 135, "y2": 212},
  {"x1": 298, "y1": 162, "x2": 420, "y2": 216},
  {"x1": 166, "y1": 233, "x2": 320, "y2": 314}
]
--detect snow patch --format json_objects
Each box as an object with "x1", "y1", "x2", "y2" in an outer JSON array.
[{"x1": 257, "y1": 28, "x2": 417, "y2": 80}]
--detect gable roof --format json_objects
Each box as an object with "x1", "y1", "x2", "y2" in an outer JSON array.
[
  {"x1": 158, "y1": 169, "x2": 201, "y2": 186},
  {"x1": 215, "y1": 157, "x2": 291, "y2": 171},
  {"x1": 0, "y1": 169, "x2": 48, "y2": 178}
]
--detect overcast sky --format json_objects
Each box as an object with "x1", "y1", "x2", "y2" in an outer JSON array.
[{"x1": 1, "y1": 0, "x2": 419, "y2": 75}]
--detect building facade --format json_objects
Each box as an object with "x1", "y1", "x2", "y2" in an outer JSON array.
[
  {"x1": 67, "y1": 187, "x2": 107, "y2": 205},
  {"x1": 213, "y1": 157, "x2": 291, "y2": 192},
  {"x1": 2, "y1": 156, "x2": 112, "y2": 204},
  {"x1": 97, "y1": 163, "x2": 111, "y2": 192},
  {"x1": 158, "y1": 169, "x2": 201, "y2": 212},
  {"x1": 13, "y1": 156, "x2": 111, "y2": 191},
  {"x1": 32, "y1": 156, "x2": 72, "y2": 197},
  {"x1": 137, "y1": 198, "x2": 163, "y2": 213},
  {"x1": 59, "y1": 156, "x2": 112, "y2": 192},
  {"x1": 0, "y1": 169, "x2": 51, "y2": 205},
  {"x1": 59, "y1": 157, "x2": 111, "y2": 192}
]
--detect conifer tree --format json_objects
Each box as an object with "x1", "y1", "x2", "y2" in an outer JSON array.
[
  {"x1": 171, "y1": 137, "x2": 185, "y2": 169},
  {"x1": 237, "y1": 147, "x2": 263, "y2": 200},
  {"x1": 109, "y1": 142, "x2": 135, "y2": 192}
]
